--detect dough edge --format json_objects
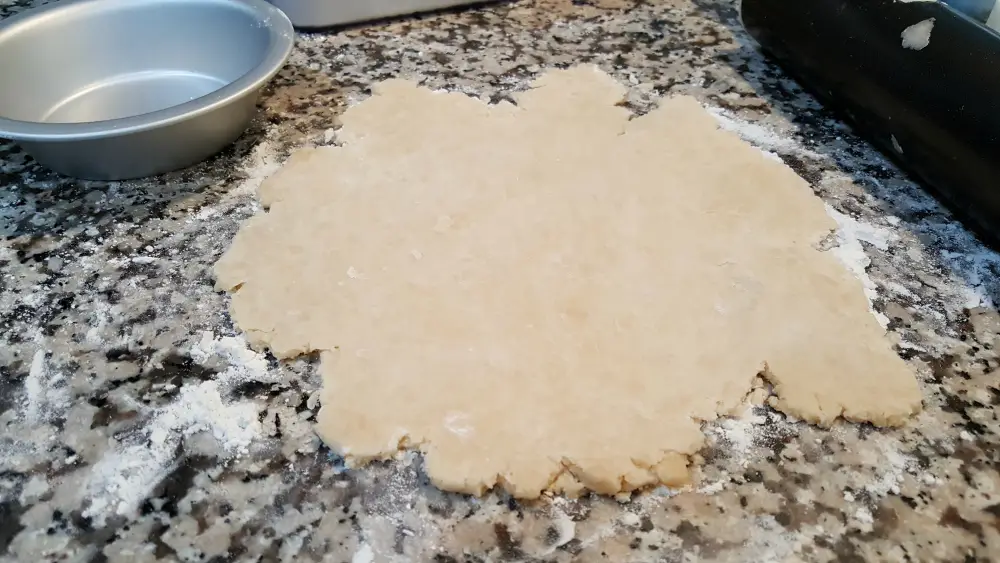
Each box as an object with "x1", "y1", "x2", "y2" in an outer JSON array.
[{"x1": 214, "y1": 65, "x2": 923, "y2": 499}]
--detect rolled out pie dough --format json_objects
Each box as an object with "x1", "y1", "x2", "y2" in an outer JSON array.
[{"x1": 215, "y1": 66, "x2": 922, "y2": 498}]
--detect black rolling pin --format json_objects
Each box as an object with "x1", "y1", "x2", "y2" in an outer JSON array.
[{"x1": 741, "y1": 0, "x2": 1000, "y2": 247}]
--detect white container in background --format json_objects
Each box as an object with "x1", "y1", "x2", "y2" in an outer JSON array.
[
  {"x1": 988, "y1": 2, "x2": 1000, "y2": 32},
  {"x1": 268, "y1": 0, "x2": 490, "y2": 28}
]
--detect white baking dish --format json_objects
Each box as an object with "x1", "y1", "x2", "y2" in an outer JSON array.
[{"x1": 268, "y1": 0, "x2": 488, "y2": 28}]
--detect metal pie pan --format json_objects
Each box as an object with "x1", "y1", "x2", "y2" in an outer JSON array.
[{"x1": 0, "y1": 0, "x2": 294, "y2": 180}]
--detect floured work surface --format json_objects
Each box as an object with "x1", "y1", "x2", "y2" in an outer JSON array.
[{"x1": 215, "y1": 66, "x2": 922, "y2": 498}]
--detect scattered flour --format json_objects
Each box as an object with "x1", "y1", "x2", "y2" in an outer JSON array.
[
  {"x1": 84, "y1": 382, "x2": 260, "y2": 523},
  {"x1": 183, "y1": 136, "x2": 282, "y2": 224},
  {"x1": 854, "y1": 506, "x2": 874, "y2": 526},
  {"x1": 863, "y1": 438, "x2": 913, "y2": 498},
  {"x1": 20, "y1": 288, "x2": 47, "y2": 308},
  {"x1": 549, "y1": 495, "x2": 620, "y2": 549},
  {"x1": 194, "y1": 206, "x2": 220, "y2": 221},
  {"x1": 85, "y1": 300, "x2": 113, "y2": 346},
  {"x1": 232, "y1": 139, "x2": 283, "y2": 198},
  {"x1": 23, "y1": 351, "x2": 47, "y2": 423},
  {"x1": 697, "y1": 480, "x2": 726, "y2": 495},
  {"x1": 19, "y1": 475, "x2": 50, "y2": 504},
  {"x1": 83, "y1": 333, "x2": 275, "y2": 525},
  {"x1": 619, "y1": 511, "x2": 641, "y2": 527},
  {"x1": 699, "y1": 405, "x2": 779, "y2": 494},
  {"x1": 352, "y1": 543, "x2": 374, "y2": 563},
  {"x1": 190, "y1": 330, "x2": 277, "y2": 388},
  {"x1": 707, "y1": 106, "x2": 824, "y2": 161},
  {"x1": 937, "y1": 241, "x2": 999, "y2": 309},
  {"x1": 743, "y1": 515, "x2": 802, "y2": 563},
  {"x1": 848, "y1": 170, "x2": 999, "y2": 319},
  {"x1": 825, "y1": 205, "x2": 897, "y2": 328},
  {"x1": 711, "y1": 406, "x2": 770, "y2": 462},
  {"x1": 22, "y1": 350, "x2": 69, "y2": 424},
  {"x1": 545, "y1": 507, "x2": 576, "y2": 551}
]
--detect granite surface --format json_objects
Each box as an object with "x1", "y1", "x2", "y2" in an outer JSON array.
[{"x1": 2, "y1": 0, "x2": 1000, "y2": 561}]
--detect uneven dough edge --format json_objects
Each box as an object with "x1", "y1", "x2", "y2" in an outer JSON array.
[
  {"x1": 214, "y1": 65, "x2": 923, "y2": 499},
  {"x1": 314, "y1": 406, "x2": 695, "y2": 500}
]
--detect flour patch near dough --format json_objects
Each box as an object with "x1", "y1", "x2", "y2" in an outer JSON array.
[
  {"x1": 710, "y1": 405, "x2": 770, "y2": 460},
  {"x1": 22, "y1": 350, "x2": 69, "y2": 424},
  {"x1": 232, "y1": 137, "x2": 283, "y2": 199},
  {"x1": 936, "y1": 238, "x2": 999, "y2": 309},
  {"x1": 824, "y1": 204, "x2": 897, "y2": 328},
  {"x1": 707, "y1": 106, "x2": 824, "y2": 161},
  {"x1": 179, "y1": 131, "x2": 281, "y2": 224},
  {"x1": 82, "y1": 332, "x2": 271, "y2": 526},
  {"x1": 859, "y1": 436, "x2": 915, "y2": 498},
  {"x1": 744, "y1": 515, "x2": 804, "y2": 562},
  {"x1": 344, "y1": 452, "x2": 454, "y2": 561},
  {"x1": 817, "y1": 164, "x2": 999, "y2": 346},
  {"x1": 190, "y1": 330, "x2": 277, "y2": 388},
  {"x1": 697, "y1": 405, "x2": 787, "y2": 494},
  {"x1": 351, "y1": 543, "x2": 374, "y2": 563},
  {"x1": 83, "y1": 380, "x2": 262, "y2": 525},
  {"x1": 853, "y1": 506, "x2": 875, "y2": 531}
]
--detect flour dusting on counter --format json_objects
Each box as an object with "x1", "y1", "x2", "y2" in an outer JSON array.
[
  {"x1": 933, "y1": 227, "x2": 1000, "y2": 309},
  {"x1": 710, "y1": 406, "x2": 771, "y2": 463},
  {"x1": 826, "y1": 205, "x2": 897, "y2": 328},
  {"x1": 3, "y1": 0, "x2": 1000, "y2": 560},
  {"x1": 23, "y1": 350, "x2": 69, "y2": 423},
  {"x1": 233, "y1": 138, "x2": 283, "y2": 199},
  {"x1": 708, "y1": 106, "x2": 823, "y2": 161},
  {"x1": 190, "y1": 330, "x2": 277, "y2": 387},
  {"x1": 83, "y1": 332, "x2": 273, "y2": 525}
]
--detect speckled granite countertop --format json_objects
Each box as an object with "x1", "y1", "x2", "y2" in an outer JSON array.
[{"x1": 2, "y1": 0, "x2": 999, "y2": 561}]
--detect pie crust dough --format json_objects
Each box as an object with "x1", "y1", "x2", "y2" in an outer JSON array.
[{"x1": 215, "y1": 66, "x2": 922, "y2": 498}]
